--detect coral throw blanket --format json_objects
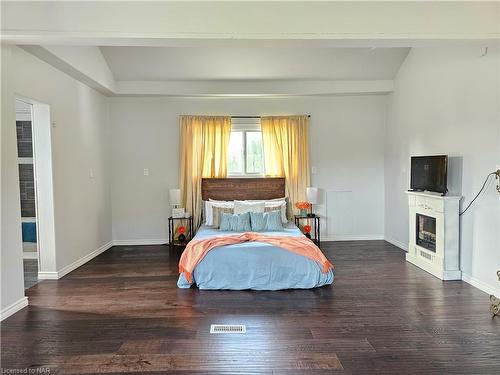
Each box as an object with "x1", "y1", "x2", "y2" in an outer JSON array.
[{"x1": 179, "y1": 232, "x2": 334, "y2": 284}]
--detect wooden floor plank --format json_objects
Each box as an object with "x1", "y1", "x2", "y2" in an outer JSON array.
[{"x1": 2, "y1": 241, "x2": 500, "y2": 374}]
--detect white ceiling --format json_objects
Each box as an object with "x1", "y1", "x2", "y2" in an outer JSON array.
[{"x1": 100, "y1": 47, "x2": 410, "y2": 81}]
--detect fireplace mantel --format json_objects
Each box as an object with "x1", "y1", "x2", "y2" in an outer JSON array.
[{"x1": 405, "y1": 191, "x2": 462, "y2": 280}]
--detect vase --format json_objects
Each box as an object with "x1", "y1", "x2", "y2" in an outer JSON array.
[{"x1": 300, "y1": 209, "x2": 308, "y2": 216}]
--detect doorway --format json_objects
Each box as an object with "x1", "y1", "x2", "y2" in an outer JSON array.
[
  {"x1": 15, "y1": 99, "x2": 38, "y2": 288},
  {"x1": 15, "y1": 96, "x2": 58, "y2": 288}
]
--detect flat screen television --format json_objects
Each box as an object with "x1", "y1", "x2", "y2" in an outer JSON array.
[{"x1": 410, "y1": 155, "x2": 448, "y2": 194}]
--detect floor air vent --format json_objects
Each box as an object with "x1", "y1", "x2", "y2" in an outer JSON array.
[
  {"x1": 210, "y1": 324, "x2": 246, "y2": 334},
  {"x1": 420, "y1": 250, "x2": 433, "y2": 261}
]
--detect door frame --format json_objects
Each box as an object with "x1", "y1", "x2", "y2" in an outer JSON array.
[{"x1": 16, "y1": 96, "x2": 57, "y2": 279}]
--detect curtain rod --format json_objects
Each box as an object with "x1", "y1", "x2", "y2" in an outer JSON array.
[{"x1": 231, "y1": 115, "x2": 311, "y2": 119}]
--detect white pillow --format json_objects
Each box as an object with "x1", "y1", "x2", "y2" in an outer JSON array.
[
  {"x1": 209, "y1": 198, "x2": 232, "y2": 203},
  {"x1": 234, "y1": 199, "x2": 287, "y2": 223},
  {"x1": 234, "y1": 201, "x2": 265, "y2": 215},
  {"x1": 205, "y1": 200, "x2": 234, "y2": 226},
  {"x1": 241, "y1": 197, "x2": 286, "y2": 204}
]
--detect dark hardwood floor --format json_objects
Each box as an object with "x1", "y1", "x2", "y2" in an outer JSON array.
[
  {"x1": 2, "y1": 241, "x2": 500, "y2": 374},
  {"x1": 23, "y1": 258, "x2": 38, "y2": 289}
]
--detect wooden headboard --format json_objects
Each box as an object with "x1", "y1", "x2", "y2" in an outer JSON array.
[{"x1": 201, "y1": 178, "x2": 285, "y2": 201}]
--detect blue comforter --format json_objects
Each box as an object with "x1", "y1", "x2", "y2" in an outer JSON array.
[{"x1": 177, "y1": 224, "x2": 334, "y2": 290}]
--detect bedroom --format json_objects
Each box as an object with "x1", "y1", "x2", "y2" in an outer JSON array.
[{"x1": 1, "y1": 1, "x2": 500, "y2": 374}]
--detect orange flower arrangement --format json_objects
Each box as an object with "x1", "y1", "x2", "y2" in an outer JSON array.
[
  {"x1": 295, "y1": 201, "x2": 311, "y2": 210},
  {"x1": 177, "y1": 226, "x2": 187, "y2": 243}
]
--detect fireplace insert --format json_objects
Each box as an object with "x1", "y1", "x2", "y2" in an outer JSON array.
[{"x1": 416, "y1": 213, "x2": 436, "y2": 252}]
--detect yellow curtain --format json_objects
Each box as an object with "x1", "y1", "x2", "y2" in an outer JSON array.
[
  {"x1": 179, "y1": 115, "x2": 231, "y2": 228},
  {"x1": 261, "y1": 115, "x2": 311, "y2": 219}
]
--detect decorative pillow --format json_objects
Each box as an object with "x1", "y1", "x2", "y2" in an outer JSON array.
[
  {"x1": 234, "y1": 201, "x2": 265, "y2": 215},
  {"x1": 212, "y1": 206, "x2": 234, "y2": 228},
  {"x1": 264, "y1": 201, "x2": 288, "y2": 224},
  {"x1": 250, "y1": 210, "x2": 284, "y2": 231},
  {"x1": 267, "y1": 197, "x2": 287, "y2": 202},
  {"x1": 205, "y1": 200, "x2": 234, "y2": 226},
  {"x1": 243, "y1": 197, "x2": 286, "y2": 203},
  {"x1": 237, "y1": 198, "x2": 288, "y2": 223},
  {"x1": 209, "y1": 198, "x2": 233, "y2": 205},
  {"x1": 265, "y1": 210, "x2": 284, "y2": 231},
  {"x1": 249, "y1": 212, "x2": 266, "y2": 231},
  {"x1": 219, "y1": 212, "x2": 252, "y2": 232}
]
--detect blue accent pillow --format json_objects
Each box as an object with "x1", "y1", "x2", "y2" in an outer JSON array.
[
  {"x1": 250, "y1": 210, "x2": 284, "y2": 231},
  {"x1": 250, "y1": 212, "x2": 266, "y2": 231},
  {"x1": 265, "y1": 210, "x2": 284, "y2": 231},
  {"x1": 220, "y1": 212, "x2": 252, "y2": 232}
]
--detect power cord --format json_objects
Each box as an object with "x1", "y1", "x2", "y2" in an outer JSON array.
[{"x1": 459, "y1": 169, "x2": 500, "y2": 216}]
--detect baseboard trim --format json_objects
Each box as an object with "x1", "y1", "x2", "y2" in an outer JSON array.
[
  {"x1": 462, "y1": 273, "x2": 500, "y2": 297},
  {"x1": 37, "y1": 271, "x2": 58, "y2": 280},
  {"x1": 384, "y1": 236, "x2": 408, "y2": 251},
  {"x1": 1, "y1": 297, "x2": 28, "y2": 321},
  {"x1": 38, "y1": 241, "x2": 113, "y2": 280},
  {"x1": 57, "y1": 241, "x2": 114, "y2": 279},
  {"x1": 112, "y1": 239, "x2": 168, "y2": 246}
]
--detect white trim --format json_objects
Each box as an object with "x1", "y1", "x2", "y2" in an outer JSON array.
[
  {"x1": 462, "y1": 273, "x2": 500, "y2": 297},
  {"x1": 18, "y1": 157, "x2": 34, "y2": 164},
  {"x1": 23, "y1": 251, "x2": 38, "y2": 260},
  {"x1": 1, "y1": 297, "x2": 28, "y2": 321},
  {"x1": 58, "y1": 241, "x2": 113, "y2": 279},
  {"x1": 384, "y1": 236, "x2": 409, "y2": 251},
  {"x1": 38, "y1": 241, "x2": 113, "y2": 280},
  {"x1": 37, "y1": 271, "x2": 58, "y2": 280},
  {"x1": 29, "y1": 100, "x2": 58, "y2": 275},
  {"x1": 321, "y1": 234, "x2": 384, "y2": 241},
  {"x1": 112, "y1": 239, "x2": 168, "y2": 246}
]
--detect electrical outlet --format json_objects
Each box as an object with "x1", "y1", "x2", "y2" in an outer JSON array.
[
  {"x1": 89, "y1": 168, "x2": 94, "y2": 179},
  {"x1": 143, "y1": 168, "x2": 149, "y2": 176}
]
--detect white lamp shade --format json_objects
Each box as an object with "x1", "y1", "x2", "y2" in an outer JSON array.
[
  {"x1": 169, "y1": 188, "x2": 181, "y2": 206},
  {"x1": 306, "y1": 187, "x2": 319, "y2": 204}
]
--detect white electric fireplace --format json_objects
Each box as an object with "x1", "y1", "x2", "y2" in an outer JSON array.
[{"x1": 406, "y1": 191, "x2": 462, "y2": 280}]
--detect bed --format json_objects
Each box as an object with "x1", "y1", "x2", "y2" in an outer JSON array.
[{"x1": 177, "y1": 178, "x2": 334, "y2": 290}]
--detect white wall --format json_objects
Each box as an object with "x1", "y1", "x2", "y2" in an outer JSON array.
[
  {"x1": 1, "y1": 45, "x2": 112, "y2": 314},
  {"x1": 110, "y1": 96, "x2": 386, "y2": 243},
  {"x1": 385, "y1": 45, "x2": 500, "y2": 294}
]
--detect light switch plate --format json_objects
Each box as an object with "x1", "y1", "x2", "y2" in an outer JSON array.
[
  {"x1": 143, "y1": 168, "x2": 149, "y2": 176},
  {"x1": 311, "y1": 166, "x2": 318, "y2": 174}
]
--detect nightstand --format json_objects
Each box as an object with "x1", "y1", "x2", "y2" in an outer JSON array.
[
  {"x1": 168, "y1": 216, "x2": 194, "y2": 251},
  {"x1": 294, "y1": 215, "x2": 320, "y2": 246}
]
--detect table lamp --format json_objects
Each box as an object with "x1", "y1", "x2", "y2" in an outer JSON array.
[
  {"x1": 306, "y1": 187, "x2": 318, "y2": 217},
  {"x1": 169, "y1": 188, "x2": 185, "y2": 218}
]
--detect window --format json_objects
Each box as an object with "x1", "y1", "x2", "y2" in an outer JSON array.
[{"x1": 227, "y1": 118, "x2": 265, "y2": 176}]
